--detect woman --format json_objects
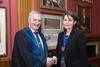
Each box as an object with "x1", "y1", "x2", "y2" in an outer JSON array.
[{"x1": 55, "y1": 11, "x2": 88, "y2": 67}]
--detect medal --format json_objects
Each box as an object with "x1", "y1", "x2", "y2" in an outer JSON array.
[{"x1": 61, "y1": 46, "x2": 65, "y2": 52}]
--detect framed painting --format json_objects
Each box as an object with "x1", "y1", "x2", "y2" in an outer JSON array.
[
  {"x1": 77, "y1": 5, "x2": 92, "y2": 32},
  {"x1": 42, "y1": 14, "x2": 63, "y2": 34},
  {"x1": 40, "y1": 0, "x2": 65, "y2": 11},
  {"x1": 42, "y1": 14, "x2": 63, "y2": 49},
  {"x1": 0, "y1": 7, "x2": 7, "y2": 56}
]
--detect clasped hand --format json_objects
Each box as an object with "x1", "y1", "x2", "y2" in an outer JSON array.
[{"x1": 46, "y1": 56, "x2": 57, "y2": 67}]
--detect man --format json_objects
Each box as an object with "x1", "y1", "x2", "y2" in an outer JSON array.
[
  {"x1": 11, "y1": 11, "x2": 55, "y2": 67},
  {"x1": 79, "y1": 8, "x2": 90, "y2": 31}
]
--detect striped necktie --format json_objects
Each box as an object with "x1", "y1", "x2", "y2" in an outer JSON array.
[{"x1": 34, "y1": 32, "x2": 45, "y2": 57}]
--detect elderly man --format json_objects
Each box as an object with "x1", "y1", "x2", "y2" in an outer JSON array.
[{"x1": 11, "y1": 10, "x2": 55, "y2": 67}]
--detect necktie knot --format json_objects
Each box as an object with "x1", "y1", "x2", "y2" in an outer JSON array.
[{"x1": 34, "y1": 32, "x2": 38, "y2": 35}]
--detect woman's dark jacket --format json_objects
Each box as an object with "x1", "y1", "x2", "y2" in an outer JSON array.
[{"x1": 56, "y1": 30, "x2": 88, "y2": 67}]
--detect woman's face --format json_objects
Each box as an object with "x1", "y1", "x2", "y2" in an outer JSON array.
[{"x1": 63, "y1": 15, "x2": 76, "y2": 30}]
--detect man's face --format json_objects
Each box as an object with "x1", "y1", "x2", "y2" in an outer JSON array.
[
  {"x1": 82, "y1": 9, "x2": 86, "y2": 16},
  {"x1": 29, "y1": 13, "x2": 41, "y2": 31}
]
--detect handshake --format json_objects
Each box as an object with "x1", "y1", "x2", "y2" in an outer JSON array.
[{"x1": 46, "y1": 56, "x2": 57, "y2": 67}]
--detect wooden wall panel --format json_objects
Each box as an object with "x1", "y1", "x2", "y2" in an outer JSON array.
[
  {"x1": 0, "y1": 57, "x2": 10, "y2": 67},
  {"x1": 17, "y1": 0, "x2": 32, "y2": 30}
]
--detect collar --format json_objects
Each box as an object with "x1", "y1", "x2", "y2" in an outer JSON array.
[{"x1": 29, "y1": 25, "x2": 35, "y2": 33}]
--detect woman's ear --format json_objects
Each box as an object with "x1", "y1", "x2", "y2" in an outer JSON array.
[{"x1": 74, "y1": 21, "x2": 76, "y2": 25}]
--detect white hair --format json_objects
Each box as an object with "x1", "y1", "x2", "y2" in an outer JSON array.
[{"x1": 28, "y1": 10, "x2": 42, "y2": 23}]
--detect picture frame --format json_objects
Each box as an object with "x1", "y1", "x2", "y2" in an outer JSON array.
[
  {"x1": 40, "y1": 0, "x2": 65, "y2": 11},
  {"x1": 76, "y1": 5, "x2": 92, "y2": 32},
  {"x1": 42, "y1": 14, "x2": 63, "y2": 49},
  {"x1": 42, "y1": 14, "x2": 63, "y2": 34},
  {"x1": 0, "y1": 7, "x2": 7, "y2": 56},
  {"x1": 81, "y1": 0, "x2": 93, "y2": 4}
]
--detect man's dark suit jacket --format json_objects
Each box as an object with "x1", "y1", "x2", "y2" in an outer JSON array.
[
  {"x1": 11, "y1": 27, "x2": 48, "y2": 67},
  {"x1": 56, "y1": 30, "x2": 88, "y2": 67}
]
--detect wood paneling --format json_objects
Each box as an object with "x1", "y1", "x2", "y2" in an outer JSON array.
[
  {"x1": 0, "y1": 57, "x2": 10, "y2": 67},
  {"x1": 88, "y1": 56, "x2": 100, "y2": 67},
  {"x1": 17, "y1": 0, "x2": 32, "y2": 30}
]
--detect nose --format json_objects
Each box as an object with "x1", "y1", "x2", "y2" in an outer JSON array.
[
  {"x1": 64, "y1": 21, "x2": 69, "y2": 24},
  {"x1": 36, "y1": 20, "x2": 41, "y2": 24}
]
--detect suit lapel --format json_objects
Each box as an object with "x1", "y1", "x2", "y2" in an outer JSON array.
[
  {"x1": 22, "y1": 27, "x2": 38, "y2": 48},
  {"x1": 38, "y1": 32, "x2": 48, "y2": 58},
  {"x1": 22, "y1": 27, "x2": 48, "y2": 58},
  {"x1": 65, "y1": 31, "x2": 75, "y2": 50}
]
